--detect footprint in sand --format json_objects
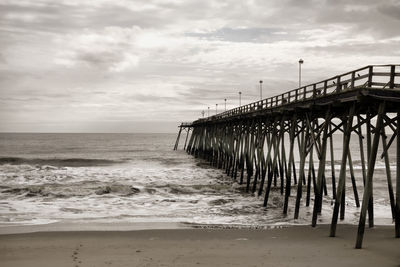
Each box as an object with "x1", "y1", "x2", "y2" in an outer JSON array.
[{"x1": 71, "y1": 244, "x2": 83, "y2": 267}]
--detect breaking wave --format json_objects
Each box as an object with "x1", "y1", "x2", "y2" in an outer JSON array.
[
  {"x1": 0, "y1": 157, "x2": 123, "y2": 167},
  {"x1": 1, "y1": 183, "x2": 141, "y2": 198}
]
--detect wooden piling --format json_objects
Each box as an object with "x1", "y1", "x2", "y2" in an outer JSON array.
[
  {"x1": 306, "y1": 144, "x2": 314, "y2": 207},
  {"x1": 348, "y1": 151, "x2": 360, "y2": 207},
  {"x1": 294, "y1": 118, "x2": 309, "y2": 219},
  {"x1": 312, "y1": 108, "x2": 331, "y2": 226},
  {"x1": 330, "y1": 104, "x2": 355, "y2": 237},
  {"x1": 259, "y1": 120, "x2": 276, "y2": 196},
  {"x1": 366, "y1": 111, "x2": 374, "y2": 228},
  {"x1": 357, "y1": 115, "x2": 367, "y2": 186},
  {"x1": 284, "y1": 114, "x2": 297, "y2": 214},
  {"x1": 381, "y1": 126, "x2": 395, "y2": 219},
  {"x1": 355, "y1": 102, "x2": 385, "y2": 249},
  {"x1": 183, "y1": 128, "x2": 191, "y2": 150},
  {"x1": 174, "y1": 126, "x2": 182, "y2": 150},
  {"x1": 264, "y1": 119, "x2": 282, "y2": 207}
]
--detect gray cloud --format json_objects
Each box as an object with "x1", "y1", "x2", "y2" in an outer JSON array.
[
  {"x1": 186, "y1": 27, "x2": 299, "y2": 43},
  {"x1": 308, "y1": 41, "x2": 400, "y2": 56},
  {"x1": 0, "y1": 0, "x2": 399, "y2": 132}
]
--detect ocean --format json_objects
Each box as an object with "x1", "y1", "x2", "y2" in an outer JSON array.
[{"x1": 0, "y1": 133, "x2": 395, "y2": 229}]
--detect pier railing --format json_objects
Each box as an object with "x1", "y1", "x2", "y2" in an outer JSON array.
[
  {"x1": 197, "y1": 64, "x2": 399, "y2": 122},
  {"x1": 180, "y1": 122, "x2": 194, "y2": 127}
]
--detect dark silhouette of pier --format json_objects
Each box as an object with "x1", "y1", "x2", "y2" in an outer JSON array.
[{"x1": 174, "y1": 64, "x2": 400, "y2": 248}]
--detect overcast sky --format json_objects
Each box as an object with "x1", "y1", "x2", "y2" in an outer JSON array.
[{"x1": 1, "y1": 0, "x2": 399, "y2": 133}]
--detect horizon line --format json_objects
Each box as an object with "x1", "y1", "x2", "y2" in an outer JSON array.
[{"x1": 0, "y1": 131, "x2": 178, "y2": 134}]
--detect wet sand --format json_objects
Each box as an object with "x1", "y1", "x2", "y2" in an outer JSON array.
[{"x1": 0, "y1": 224, "x2": 399, "y2": 267}]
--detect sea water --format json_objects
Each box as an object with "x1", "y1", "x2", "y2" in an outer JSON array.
[{"x1": 0, "y1": 133, "x2": 395, "y2": 229}]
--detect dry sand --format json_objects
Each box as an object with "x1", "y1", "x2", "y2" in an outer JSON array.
[{"x1": 0, "y1": 224, "x2": 399, "y2": 267}]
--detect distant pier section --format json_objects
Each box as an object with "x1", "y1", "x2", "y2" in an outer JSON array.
[{"x1": 174, "y1": 64, "x2": 400, "y2": 248}]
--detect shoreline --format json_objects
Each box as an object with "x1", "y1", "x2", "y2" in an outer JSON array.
[
  {"x1": 0, "y1": 221, "x2": 190, "y2": 235},
  {"x1": 0, "y1": 224, "x2": 399, "y2": 267},
  {"x1": 0, "y1": 220, "x2": 396, "y2": 234},
  {"x1": 0, "y1": 221, "x2": 304, "y2": 235}
]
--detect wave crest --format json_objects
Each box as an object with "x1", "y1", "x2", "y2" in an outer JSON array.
[{"x1": 0, "y1": 157, "x2": 122, "y2": 167}]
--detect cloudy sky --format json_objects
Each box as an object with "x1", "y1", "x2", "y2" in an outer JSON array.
[{"x1": 1, "y1": 0, "x2": 399, "y2": 133}]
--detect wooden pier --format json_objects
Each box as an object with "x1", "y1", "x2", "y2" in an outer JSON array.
[{"x1": 174, "y1": 64, "x2": 400, "y2": 248}]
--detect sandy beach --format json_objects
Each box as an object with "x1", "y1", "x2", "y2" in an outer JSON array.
[{"x1": 0, "y1": 224, "x2": 399, "y2": 267}]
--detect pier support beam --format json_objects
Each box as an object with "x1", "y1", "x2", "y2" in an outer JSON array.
[
  {"x1": 381, "y1": 126, "x2": 395, "y2": 219},
  {"x1": 174, "y1": 126, "x2": 183, "y2": 150},
  {"x1": 284, "y1": 114, "x2": 297, "y2": 214},
  {"x1": 312, "y1": 108, "x2": 331, "y2": 227},
  {"x1": 294, "y1": 117, "x2": 309, "y2": 219},
  {"x1": 355, "y1": 102, "x2": 385, "y2": 249},
  {"x1": 330, "y1": 104, "x2": 355, "y2": 237}
]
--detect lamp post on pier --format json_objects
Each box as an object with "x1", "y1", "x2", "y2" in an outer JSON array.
[
  {"x1": 207, "y1": 106, "x2": 210, "y2": 117},
  {"x1": 299, "y1": 59, "x2": 304, "y2": 88},
  {"x1": 224, "y1": 99, "x2": 227, "y2": 111},
  {"x1": 216, "y1": 104, "x2": 218, "y2": 114},
  {"x1": 201, "y1": 110, "x2": 205, "y2": 118},
  {"x1": 239, "y1": 91, "x2": 242, "y2": 107},
  {"x1": 259, "y1": 80, "x2": 263, "y2": 100}
]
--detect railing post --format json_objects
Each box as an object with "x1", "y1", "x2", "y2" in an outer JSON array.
[
  {"x1": 351, "y1": 71, "x2": 355, "y2": 89},
  {"x1": 313, "y1": 84, "x2": 317, "y2": 98},
  {"x1": 336, "y1": 76, "x2": 341, "y2": 92},
  {"x1": 295, "y1": 89, "x2": 298, "y2": 101},
  {"x1": 324, "y1": 81, "x2": 327, "y2": 95},
  {"x1": 303, "y1": 86, "x2": 306, "y2": 99},
  {"x1": 390, "y1": 65, "x2": 395, "y2": 89},
  {"x1": 367, "y1": 66, "x2": 373, "y2": 87},
  {"x1": 288, "y1": 91, "x2": 291, "y2": 103}
]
